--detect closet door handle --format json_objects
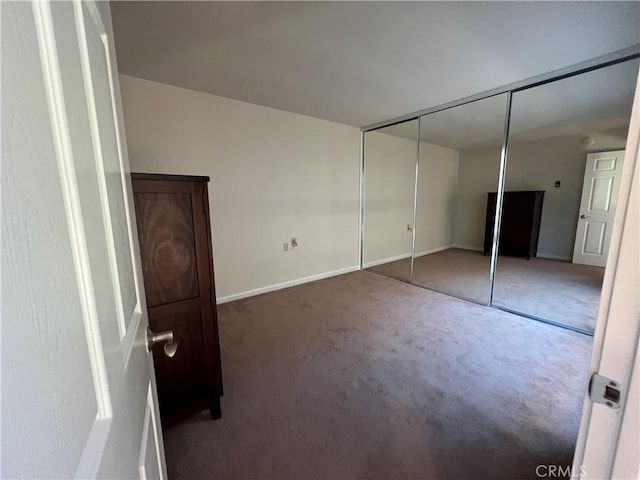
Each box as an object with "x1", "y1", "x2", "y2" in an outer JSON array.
[{"x1": 580, "y1": 214, "x2": 590, "y2": 219}]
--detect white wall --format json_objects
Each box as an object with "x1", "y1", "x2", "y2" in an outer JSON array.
[
  {"x1": 118, "y1": 75, "x2": 361, "y2": 302},
  {"x1": 362, "y1": 131, "x2": 416, "y2": 267},
  {"x1": 453, "y1": 143, "x2": 502, "y2": 251},
  {"x1": 455, "y1": 135, "x2": 626, "y2": 260},
  {"x1": 363, "y1": 131, "x2": 459, "y2": 266},
  {"x1": 504, "y1": 136, "x2": 587, "y2": 260},
  {"x1": 416, "y1": 142, "x2": 459, "y2": 255}
]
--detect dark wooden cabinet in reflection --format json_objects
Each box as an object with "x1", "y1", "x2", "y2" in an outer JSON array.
[
  {"x1": 133, "y1": 173, "x2": 223, "y2": 428},
  {"x1": 484, "y1": 191, "x2": 545, "y2": 259}
]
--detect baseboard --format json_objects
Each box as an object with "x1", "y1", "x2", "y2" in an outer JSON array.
[
  {"x1": 362, "y1": 252, "x2": 412, "y2": 269},
  {"x1": 452, "y1": 244, "x2": 484, "y2": 252},
  {"x1": 364, "y1": 245, "x2": 482, "y2": 264},
  {"x1": 414, "y1": 245, "x2": 453, "y2": 257},
  {"x1": 536, "y1": 252, "x2": 572, "y2": 262},
  {"x1": 216, "y1": 265, "x2": 360, "y2": 304}
]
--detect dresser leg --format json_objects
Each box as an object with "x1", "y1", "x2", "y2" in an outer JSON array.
[{"x1": 209, "y1": 396, "x2": 221, "y2": 420}]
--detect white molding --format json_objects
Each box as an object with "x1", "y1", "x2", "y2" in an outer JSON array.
[
  {"x1": 34, "y1": 2, "x2": 113, "y2": 477},
  {"x1": 216, "y1": 266, "x2": 360, "y2": 304},
  {"x1": 33, "y1": 0, "x2": 112, "y2": 418},
  {"x1": 74, "y1": 0, "x2": 142, "y2": 367},
  {"x1": 74, "y1": 0, "x2": 127, "y2": 341},
  {"x1": 138, "y1": 384, "x2": 163, "y2": 480},
  {"x1": 414, "y1": 245, "x2": 453, "y2": 257},
  {"x1": 363, "y1": 244, "x2": 483, "y2": 267},
  {"x1": 452, "y1": 244, "x2": 484, "y2": 252},
  {"x1": 147, "y1": 383, "x2": 164, "y2": 480},
  {"x1": 362, "y1": 252, "x2": 412, "y2": 269},
  {"x1": 99, "y1": 3, "x2": 146, "y2": 348},
  {"x1": 74, "y1": 416, "x2": 111, "y2": 479},
  {"x1": 536, "y1": 252, "x2": 572, "y2": 262}
]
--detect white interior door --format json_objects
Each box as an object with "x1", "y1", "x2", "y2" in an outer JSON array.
[
  {"x1": 2, "y1": 1, "x2": 166, "y2": 478},
  {"x1": 572, "y1": 150, "x2": 625, "y2": 267}
]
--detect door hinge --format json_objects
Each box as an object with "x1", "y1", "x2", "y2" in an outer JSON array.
[{"x1": 589, "y1": 373, "x2": 623, "y2": 409}]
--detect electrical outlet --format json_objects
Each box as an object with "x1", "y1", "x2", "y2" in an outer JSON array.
[
  {"x1": 283, "y1": 242, "x2": 289, "y2": 252},
  {"x1": 291, "y1": 237, "x2": 298, "y2": 248},
  {"x1": 555, "y1": 180, "x2": 561, "y2": 188}
]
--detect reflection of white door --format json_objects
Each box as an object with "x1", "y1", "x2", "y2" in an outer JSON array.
[
  {"x1": 3, "y1": 1, "x2": 166, "y2": 478},
  {"x1": 572, "y1": 150, "x2": 625, "y2": 267}
]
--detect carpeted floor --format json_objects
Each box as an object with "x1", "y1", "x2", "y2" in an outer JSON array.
[
  {"x1": 163, "y1": 271, "x2": 593, "y2": 480},
  {"x1": 367, "y1": 249, "x2": 604, "y2": 332}
]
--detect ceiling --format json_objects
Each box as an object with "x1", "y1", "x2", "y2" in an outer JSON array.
[
  {"x1": 111, "y1": 1, "x2": 640, "y2": 128},
  {"x1": 377, "y1": 57, "x2": 639, "y2": 150}
]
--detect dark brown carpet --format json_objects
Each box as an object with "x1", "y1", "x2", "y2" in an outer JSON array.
[
  {"x1": 367, "y1": 249, "x2": 604, "y2": 332},
  {"x1": 163, "y1": 271, "x2": 592, "y2": 479}
]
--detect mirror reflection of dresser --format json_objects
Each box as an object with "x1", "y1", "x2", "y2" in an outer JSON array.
[{"x1": 484, "y1": 191, "x2": 545, "y2": 260}]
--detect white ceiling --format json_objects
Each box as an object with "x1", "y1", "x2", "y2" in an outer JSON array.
[
  {"x1": 111, "y1": 1, "x2": 640, "y2": 128},
  {"x1": 378, "y1": 58, "x2": 639, "y2": 150}
]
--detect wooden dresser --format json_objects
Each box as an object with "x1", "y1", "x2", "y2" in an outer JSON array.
[
  {"x1": 132, "y1": 173, "x2": 223, "y2": 428},
  {"x1": 484, "y1": 191, "x2": 545, "y2": 259}
]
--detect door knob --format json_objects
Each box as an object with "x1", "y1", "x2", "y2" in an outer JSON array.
[
  {"x1": 146, "y1": 327, "x2": 178, "y2": 358},
  {"x1": 580, "y1": 214, "x2": 591, "y2": 219}
]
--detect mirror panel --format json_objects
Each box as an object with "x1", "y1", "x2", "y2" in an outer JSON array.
[
  {"x1": 413, "y1": 94, "x2": 508, "y2": 303},
  {"x1": 363, "y1": 119, "x2": 419, "y2": 282},
  {"x1": 492, "y1": 59, "x2": 639, "y2": 332}
]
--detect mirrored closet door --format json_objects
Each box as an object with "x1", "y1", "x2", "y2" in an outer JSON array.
[
  {"x1": 362, "y1": 119, "x2": 419, "y2": 282},
  {"x1": 492, "y1": 58, "x2": 640, "y2": 333},
  {"x1": 413, "y1": 94, "x2": 507, "y2": 304},
  {"x1": 361, "y1": 56, "x2": 638, "y2": 335}
]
